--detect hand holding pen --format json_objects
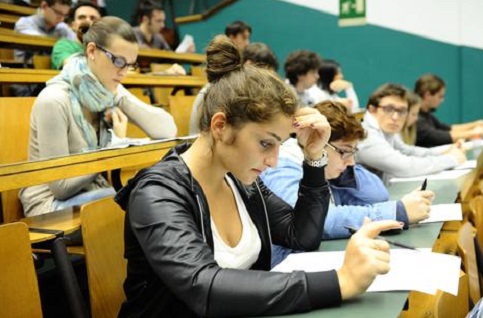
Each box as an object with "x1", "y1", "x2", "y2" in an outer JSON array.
[{"x1": 400, "y1": 178, "x2": 435, "y2": 224}]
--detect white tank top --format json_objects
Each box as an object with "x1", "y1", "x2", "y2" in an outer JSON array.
[{"x1": 211, "y1": 177, "x2": 261, "y2": 269}]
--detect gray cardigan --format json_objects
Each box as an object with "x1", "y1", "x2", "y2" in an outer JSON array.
[{"x1": 20, "y1": 83, "x2": 177, "y2": 216}]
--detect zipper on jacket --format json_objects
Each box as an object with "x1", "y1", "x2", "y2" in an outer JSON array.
[
  {"x1": 255, "y1": 182, "x2": 272, "y2": 260},
  {"x1": 195, "y1": 194, "x2": 207, "y2": 243}
]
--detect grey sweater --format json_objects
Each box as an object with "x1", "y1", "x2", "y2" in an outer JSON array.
[
  {"x1": 19, "y1": 83, "x2": 177, "y2": 216},
  {"x1": 356, "y1": 111, "x2": 458, "y2": 184}
]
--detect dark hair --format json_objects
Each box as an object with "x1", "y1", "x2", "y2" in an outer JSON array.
[
  {"x1": 242, "y1": 42, "x2": 278, "y2": 71},
  {"x1": 198, "y1": 35, "x2": 297, "y2": 132},
  {"x1": 366, "y1": 83, "x2": 410, "y2": 109},
  {"x1": 44, "y1": 0, "x2": 72, "y2": 6},
  {"x1": 318, "y1": 59, "x2": 340, "y2": 94},
  {"x1": 284, "y1": 50, "x2": 322, "y2": 85},
  {"x1": 132, "y1": 0, "x2": 163, "y2": 25},
  {"x1": 66, "y1": 0, "x2": 100, "y2": 25},
  {"x1": 78, "y1": 16, "x2": 138, "y2": 47},
  {"x1": 225, "y1": 20, "x2": 252, "y2": 37},
  {"x1": 314, "y1": 101, "x2": 365, "y2": 142},
  {"x1": 414, "y1": 74, "x2": 445, "y2": 97}
]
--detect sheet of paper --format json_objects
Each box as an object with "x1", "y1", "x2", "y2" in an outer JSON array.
[
  {"x1": 452, "y1": 160, "x2": 477, "y2": 170},
  {"x1": 271, "y1": 248, "x2": 461, "y2": 295},
  {"x1": 419, "y1": 203, "x2": 463, "y2": 224},
  {"x1": 389, "y1": 169, "x2": 471, "y2": 183},
  {"x1": 175, "y1": 34, "x2": 194, "y2": 53}
]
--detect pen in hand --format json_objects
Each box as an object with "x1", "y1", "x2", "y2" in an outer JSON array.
[
  {"x1": 421, "y1": 178, "x2": 428, "y2": 191},
  {"x1": 344, "y1": 226, "x2": 419, "y2": 251}
]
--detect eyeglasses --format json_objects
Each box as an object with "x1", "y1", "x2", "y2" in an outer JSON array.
[
  {"x1": 374, "y1": 104, "x2": 408, "y2": 117},
  {"x1": 96, "y1": 45, "x2": 138, "y2": 71},
  {"x1": 326, "y1": 143, "x2": 358, "y2": 159},
  {"x1": 48, "y1": 5, "x2": 67, "y2": 18}
]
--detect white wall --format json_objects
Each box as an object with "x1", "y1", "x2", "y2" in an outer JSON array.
[{"x1": 279, "y1": 0, "x2": 483, "y2": 50}]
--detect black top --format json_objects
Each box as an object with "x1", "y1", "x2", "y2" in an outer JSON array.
[
  {"x1": 416, "y1": 111, "x2": 452, "y2": 147},
  {"x1": 115, "y1": 143, "x2": 339, "y2": 317}
]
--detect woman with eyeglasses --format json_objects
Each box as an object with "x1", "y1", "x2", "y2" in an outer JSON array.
[
  {"x1": 355, "y1": 83, "x2": 465, "y2": 184},
  {"x1": 19, "y1": 16, "x2": 177, "y2": 217},
  {"x1": 262, "y1": 101, "x2": 434, "y2": 267}
]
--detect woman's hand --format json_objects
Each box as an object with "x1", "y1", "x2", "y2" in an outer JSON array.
[
  {"x1": 337, "y1": 218, "x2": 403, "y2": 300},
  {"x1": 105, "y1": 107, "x2": 128, "y2": 138},
  {"x1": 293, "y1": 107, "x2": 331, "y2": 160}
]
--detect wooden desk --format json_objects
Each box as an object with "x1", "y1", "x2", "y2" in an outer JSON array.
[
  {"x1": 0, "y1": 27, "x2": 55, "y2": 51},
  {"x1": 0, "y1": 28, "x2": 207, "y2": 65},
  {"x1": 0, "y1": 13, "x2": 18, "y2": 28},
  {"x1": 0, "y1": 68, "x2": 207, "y2": 87},
  {"x1": 0, "y1": 2, "x2": 36, "y2": 16},
  {"x1": 0, "y1": 140, "x2": 180, "y2": 192},
  {"x1": 138, "y1": 47, "x2": 206, "y2": 64}
]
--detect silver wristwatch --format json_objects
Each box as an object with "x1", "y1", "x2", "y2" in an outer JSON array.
[{"x1": 304, "y1": 150, "x2": 328, "y2": 167}]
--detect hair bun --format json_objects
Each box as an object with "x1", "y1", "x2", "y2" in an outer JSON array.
[{"x1": 206, "y1": 35, "x2": 242, "y2": 82}]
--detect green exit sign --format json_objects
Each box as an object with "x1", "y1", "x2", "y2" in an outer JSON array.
[{"x1": 339, "y1": 0, "x2": 366, "y2": 27}]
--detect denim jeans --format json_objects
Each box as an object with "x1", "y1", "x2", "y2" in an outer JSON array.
[{"x1": 51, "y1": 187, "x2": 116, "y2": 211}]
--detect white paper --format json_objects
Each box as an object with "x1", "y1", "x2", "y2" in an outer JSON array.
[
  {"x1": 271, "y1": 248, "x2": 461, "y2": 295},
  {"x1": 419, "y1": 203, "x2": 463, "y2": 223},
  {"x1": 175, "y1": 34, "x2": 194, "y2": 53},
  {"x1": 452, "y1": 160, "x2": 477, "y2": 170},
  {"x1": 100, "y1": 130, "x2": 198, "y2": 151},
  {"x1": 389, "y1": 169, "x2": 471, "y2": 183}
]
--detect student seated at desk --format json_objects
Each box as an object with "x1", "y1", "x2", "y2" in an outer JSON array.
[
  {"x1": 356, "y1": 83, "x2": 466, "y2": 184},
  {"x1": 114, "y1": 35, "x2": 402, "y2": 317},
  {"x1": 414, "y1": 74, "x2": 483, "y2": 147},
  {"x1": 284, "y1": 50, "x2": 322, "y2": 107},
  {"x1": 261, "y1": 101, "x2": 434, "y2": 266},
  {"x1": 306, "y1": 59, "x2": 360, "y2": 111},
  {"x1": 19, "y1": 16, "x2": 177, "y2": 217},
  {"x1": 51, "y1": 1, "x2": 102, "y2": 70}
]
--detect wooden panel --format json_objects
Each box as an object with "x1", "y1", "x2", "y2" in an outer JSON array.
[
  {"x1": 0, "y1": 222, "x2": 42, "y2": 317},
  {"x1": 0, "y1": 97, "x2": 35, "y2": 222},
  {"x1": 457, "y1": 222, "x2": 481, "y2": 307},
  {"x1": 168, "y1": 95, "x2": 196, "y2": 137},
  {"x1": 0, "y1": 2, "x2": 36, "y2": 16},
  {"x1": 81, "y1": 197, "x2": 126, "y2": 318}
]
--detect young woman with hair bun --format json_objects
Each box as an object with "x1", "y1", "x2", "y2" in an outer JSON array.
[{"x1": 116, "y1": 34, "x2": 402, "y2": 317}]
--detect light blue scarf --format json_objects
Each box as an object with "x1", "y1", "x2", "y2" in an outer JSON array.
[{"x1": 47, "y1": 54, "x2": 115, "y2": 150}]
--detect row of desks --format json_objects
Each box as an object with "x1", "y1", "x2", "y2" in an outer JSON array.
[
  {"x1": 0, "y1": 27, "x2": 206, "y2": 64},
  {"x1": 0, "y1": 68, "x2": 207, "y2": 87}
]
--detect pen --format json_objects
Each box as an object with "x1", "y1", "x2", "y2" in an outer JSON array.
[
  {"x1": 421, "y1": 178, "x2": 428, "y2": 191},
  {"x1": 344, "y1": 226, "x2": 419, "y2": 251}
]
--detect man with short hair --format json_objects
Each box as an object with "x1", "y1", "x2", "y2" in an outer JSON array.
[
  {"x1": 132, "y1": 0, "x2": 171, "y2": 50},
  {"x1": 284, "y1": 50, "x2": 321, "y2": 107},
  {"x1": 356, "y1": 83, "x2": 465, "y2": 183},
  {"x1": 14, "y1": 0, "x2": 75, "y2": 63},
  {"x1": 51, "y1": 0, "x2": 101, "y2": 69},
  {"x1": 225, "y1": 20, "x2": 251, "y2": 50},
  {"x1": 414, "y1": 73, "x2": 483, "y2": 147}
]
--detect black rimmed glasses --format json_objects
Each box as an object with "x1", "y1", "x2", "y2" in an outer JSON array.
[
  {"x1": 374, "y1": 104, "x2": 408, "y2": 117},
  {"x1": 48, "y1": 5, "x2": 68, "y2": 18},
  {"x1": 96, "y1": 45, "x2": 138, "y2": 71},
  {"x1": 326, "y1": 143, "x2": 358, "y2": 160}
]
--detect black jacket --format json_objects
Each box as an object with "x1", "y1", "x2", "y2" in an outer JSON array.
[
  {"x1": 416, "y1": 111, "x2": 452, "y2": 147},
  {"x1": 115, "y1": 143, "x2": 340, "y2": 318}
]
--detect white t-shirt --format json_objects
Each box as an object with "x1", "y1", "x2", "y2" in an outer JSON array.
[{"x1": 211, "y1": 177, "x2": 261, "y2": 269}]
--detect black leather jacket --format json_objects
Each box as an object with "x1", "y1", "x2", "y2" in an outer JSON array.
[{"x1": 115, "y1": 143, "x2": 340, "y2": 318}]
